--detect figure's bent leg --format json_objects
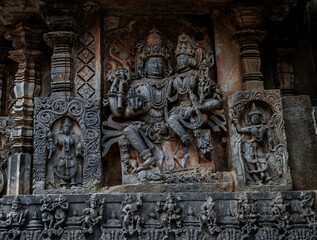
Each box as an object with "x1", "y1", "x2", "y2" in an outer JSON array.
[
  {"x1": 167, "y1": 114, "x2": 190, "y2": 146},
  {"x1": 123, "y1": 125, "x2": 155, "y2": 173}
]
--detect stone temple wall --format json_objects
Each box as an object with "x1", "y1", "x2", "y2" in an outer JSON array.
[{"x1": 0, "y1": 0, "x2": 316, "y2": 239}]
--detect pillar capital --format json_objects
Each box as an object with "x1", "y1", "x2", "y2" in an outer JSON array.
[
  {"x1": 231, "y1": 5, "x2": 264, "y2": 30},
  {"x1": 4, "y1": 23, "x2": 44, "y2": 50}
]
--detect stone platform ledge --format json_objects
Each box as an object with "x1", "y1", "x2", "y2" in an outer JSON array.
[
  {"x1": 101, "y1": 171, "x2": 235, "y2": 193},
  {"x1": 0, "y1": 191, "x2": 316, "y2": 240}
]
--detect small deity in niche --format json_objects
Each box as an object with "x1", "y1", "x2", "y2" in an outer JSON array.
[
  {"x1": 235, "y1": 103, "x2": 276, "y2": 185},
  {"x1": 6, "y1": 196, "x2": 28, "y2": 227},
  {"x1": 48, "y1": 117, "x2": 83, "y2": 189}
]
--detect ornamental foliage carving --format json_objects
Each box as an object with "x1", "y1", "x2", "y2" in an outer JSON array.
[{"x1": 33, "y1": 97, "x2": 101, "y2": 192}]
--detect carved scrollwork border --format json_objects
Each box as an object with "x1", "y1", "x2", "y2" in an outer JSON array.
[{"x1": 33, "y1": 97, "x2": 101, "y2": 191}]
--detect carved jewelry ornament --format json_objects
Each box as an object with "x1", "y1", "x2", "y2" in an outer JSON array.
[{"x1": 103, "y1": 24, "x2": 227, "y2": 185}]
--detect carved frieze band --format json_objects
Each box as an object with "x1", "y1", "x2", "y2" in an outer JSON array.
[
  {"x1": 0, "y1": 191, "x2": 315, "y2": 240},
  {"x1": 33, "y1": 97, "x2": 101, "y2": 191}
]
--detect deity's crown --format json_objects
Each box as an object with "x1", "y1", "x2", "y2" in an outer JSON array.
[
  {"x1": 63, "y1": 118, "x2": 72, "y2": 127},
  {"x1": 142, "y1": 28, "x2": 170, "y2": 60},
  {"x1": 12, "y1": 195, "x2": 21, "y2": 205},
  {"x1": 175, "y1": 33, "x2": 197, "y2": 57},
  {"x1": 248, "y1": 103, "x2": 262, "y2": 116},
  {"x1": 135, "y1": 28, "x2": 173, "y2": 77}
]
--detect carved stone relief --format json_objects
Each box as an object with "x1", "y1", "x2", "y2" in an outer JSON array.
[
  {"x1": 229, "y1": 90, "x2": 292, "y2": 190},
  {"x1": 33, "y1": 97, "x2": 101, "y2": 192},
  {"x1": 0, "y1": 117, "x2": 13, "y2": 196},
  {"x1": 0, "y1": 191, "x2": 314, "y2": 240},
  {"x1": 102, "y1": 16, "x2": 227, "y2": 185},
  {"x1": 75, "y1": 4, "x2": 101, "y2": 99}
]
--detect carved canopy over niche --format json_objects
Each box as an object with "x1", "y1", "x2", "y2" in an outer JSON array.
[{"x1": 33, "y1": 97, "x2": 101, "y2": 192}]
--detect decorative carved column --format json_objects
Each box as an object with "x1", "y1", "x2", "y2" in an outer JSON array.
[
  {"x1": 275, "y1": 48, "x2": 296, "y2": 95},
  {"x1": 232, "y1": 5, "x2": 266, "y2": 90},
  {"x1": 41, "y1": 3, "x2": 77, "y2": 97},
  {"x1": 4, "y1": 23, "x2": 44, "y2": 195}
]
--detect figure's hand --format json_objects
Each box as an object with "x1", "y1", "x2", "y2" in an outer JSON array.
[
  {"x1": 154, "y1": 122, "x2": 168, "y2": 135},
  {"x1": 128, "y1": 88, "x2": 143, "y2": 111}
]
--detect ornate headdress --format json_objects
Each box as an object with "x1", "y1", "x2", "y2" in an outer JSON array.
[
  {"x1": 62, "y1": 118, "x2": 72, "y2": 128},
  {"x1": 12, "y1": 195, "x2": 21, "y2": 206},
  {"x1": 248, "y1": 103, "x2": 262, "y2": 116},
  {"x1": 175, "y1": 33, "x2": 197, "y2": 57},
  {"x1": 135, "y1": 28, "x2": 173, "y2": 77}
]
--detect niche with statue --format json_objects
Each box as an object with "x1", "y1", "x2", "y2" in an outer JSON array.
[{"x1": 33, "y1": 97, "x2": 101, "y2": 192}]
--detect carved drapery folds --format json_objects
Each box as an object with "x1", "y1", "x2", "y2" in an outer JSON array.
[
  {"x1": 229, "y1": 90, "x2": 292, "y2": 190},
  {"x1": 33, "y1": 97, "x2": 101, "y2": 192},
  {"x1": 232, "y1": 5, "x2": 266, "y2": 90},
  {"x1": 41, "y1": 3, "x2": 77, "y2": 97},
  {"x1": 102, "y1": 17, "x2": 228, "y2": 186}
]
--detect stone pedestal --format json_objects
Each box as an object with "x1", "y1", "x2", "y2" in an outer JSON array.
[{"x1": 282, "y1": 95, "x2": 317, "y2": 190}]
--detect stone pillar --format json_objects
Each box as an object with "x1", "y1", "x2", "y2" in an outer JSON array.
[
  {"x1": 211, "y1": 9, "x2": 243, "y2": 97},
  {"x1": 275, "y1": 48, "x2": 296, "y2": 95},
  {"x1": 282, "y1": 95, "x2": 317, "y2": 190},
  {"x1": 41, "y1": 3, "x2": 77, "y2": 97},
  {"x1": 232, "y1": 5, "x2": 266, "y2": 90},
  {"x1": 4, "y1": 23, "x2": 44, "y2": 195}
]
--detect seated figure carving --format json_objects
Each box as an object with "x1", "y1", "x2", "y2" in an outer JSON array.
[{"x1": 103, "y1": 29, "x2": 226, "y2": 184}]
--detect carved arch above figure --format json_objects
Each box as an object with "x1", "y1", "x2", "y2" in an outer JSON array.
[
  {"x1": 229, "y1": 90, "x2": 292, "y2": 191},
  {"x1": 33, "y1": 97, "x2": 101, "y2": 193}
]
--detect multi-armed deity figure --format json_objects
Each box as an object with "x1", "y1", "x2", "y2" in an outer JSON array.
[
  {"x1": 167, "y1": 33, "x2": 221, "y2": 159},
  {"x1": 121, "y1": 194, "x2": 143, "y2": 236},
  {"x1": 235, "y1": 103, "x2": 277, "y2": 185},
  {"x1": 108, "y1": 29, "x2": 173, "y2": 173},
  {"x1": 82, "y1": 194, "x2": 105, "y2": 233},
  {"x1": 48, "y1": 118, "x2": 83, "y2": 189},
  {"x1": 105, "y1": 29, "x2": 225, "y2": 180}
]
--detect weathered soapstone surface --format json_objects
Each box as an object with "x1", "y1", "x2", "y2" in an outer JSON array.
[
  {"x1": 102, "y1": 16, "x2": 228, "y2": 187},
  {"x1": 282, "y1": 95, "x2": 317, "y2": 190},
  {"x1": 33, "y1": 97, "x2": 102, "y2": 193},
  {"x1": 0, "y1": 191, "x2": 316, "y2": 240},
  {"x1": 229, "y1": 90, "x2": 292, "y2": 191}
]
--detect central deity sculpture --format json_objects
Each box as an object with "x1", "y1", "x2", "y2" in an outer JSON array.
[
  {"x1": 108, "y1": 29, "x2": 173, "y2": 175},
  {"x1": 48, "y1": 118, "x2": 83, "y2": 189},
  {"x1": 104, "y1": 28, "x2": 225, "y2": 183}
]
